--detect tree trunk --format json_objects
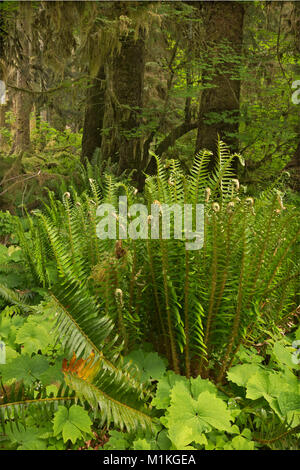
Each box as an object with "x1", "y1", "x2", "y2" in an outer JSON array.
[
  {"x1": 14, "y1": 2, "x2": 32, "y2": 154},
  {"x1": 286, "y1": 3, "x2": 300, "y2": 192},
  {"x1": 0, "y1": 0, "x2": 9, "y2": 151},
  {"x1": 15, "y1": 73, "x2": 32, "y2": 154},
  {"x1": 195, "y1": 1, "x2": 244, "y2": 171},
  {"x1": 81, "y1": 67, "x2": 106, "y2": 162},
  {"x1": 285, "y1": 140, "x2": 300, "y2": 192},
  {"x1": 0, "y1": 100, "x2": 10, "y2": 150},
  {"x1": 102, "y1": 33, "x2": 145, "y2": 189}
]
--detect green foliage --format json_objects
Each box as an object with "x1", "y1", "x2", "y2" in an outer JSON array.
[
  {"x1": 124, "y1": 349, "x2": 168, "y2": 384},
  {"x1": 228, "y1": 341, "x2": 300, "y2": 428},
  {"x1": 0, "y1": 306, "x2": 74, "y2": 445},
  {"x1": 0, "y1": 0, "x2": 299, "y2": 451},
  {"x1": 102, "y1": 337, "x2": 299, "y2": 451},
  {"x1": 0, "y1": 141, "x2": 298, "y2": 448},
  {"x1": 0, "y1": 402, "x2": 92, "y2": 449},
  {"x1": 1, "y1": 355, "x2": 50, "y2": 386},
  {"x1": 53, "y1": 405, "x2": 92, "y2": 444},
  {"x1": 0, "y1": 211, "x2": 18, "y2": 240},
  {"x1": 165, "y1": 384, "x2": 232, "y2": 448},
  {"x1": 2, "y1": 422, "x2": 49, "y2": 450},
  {"x1": 8, "y1": 142, "x2": 299, "y2": 381},
  {"x1": 0, "y1": 246, "x2": 30, "y2": 307},
  {"x1": 0, "y1": 303, "x2": 62, "y2": 362}
]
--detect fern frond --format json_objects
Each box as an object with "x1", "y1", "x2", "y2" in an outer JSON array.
[
  {"x1": 209, "y1": 138, "x2": 237, "y2": 200},
  {"x1": 50, "y1": 279, "x2": 148, "y2": 398},
  {"x1": 0, "y1": 382, "x2": 76, "y2": 432},
  {"x1": 63, "y1": 371, "x2": 154, "y2": 433},
  {"x1": 189, "y1": 149, "x2": 212, "y2": 204},
  {"x1": 0, "y1": 284, "x2": 35, "y2": 313}
]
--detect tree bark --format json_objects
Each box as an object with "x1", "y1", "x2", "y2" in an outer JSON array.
[
  {"x1": 15, "y1": 72, "x2": 32, "y2": 154},
  {"x1": 102, "y1": 32, "x2": 145, "y2": 189},
  {"x1": 286, "y1": 3, "x2": 300, "y2": 192},
  {"x1": 81, "y1": 67, "x2": 106, "y2": 162},
  {"x1": 0, "y1": 0, "x2": 5, "y2": 63},
  {"x1": 284, "y1": 140, "x2": 300, "y2": 192},
  {"x1": 145, "y1": 121, "x2": 198, "y2": 177},
  {"x1": 0, "y1": 0, "x2": 9, "y2": 151},
  {"x1": 14, "y1": 2, "x2": 32, "y2": 154},
  {"x1": 0, "y1": 99, "x2": 10, "y2": 150},
  {"x1": 195, "y1": 1, "x2": 244, "y2": 171}
]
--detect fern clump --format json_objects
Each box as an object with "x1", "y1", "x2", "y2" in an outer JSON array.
[{"x1": 1, "y1": 141, "x2": 298, "y2": 432}]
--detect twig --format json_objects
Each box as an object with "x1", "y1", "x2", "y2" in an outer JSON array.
[{"x1": 6, "y1": 76, "x2": 89, "y2": 96}]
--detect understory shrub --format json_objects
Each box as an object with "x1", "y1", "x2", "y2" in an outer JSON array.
[{"x1": 0, "y1": 141, "x2": 298, "y2": 439}]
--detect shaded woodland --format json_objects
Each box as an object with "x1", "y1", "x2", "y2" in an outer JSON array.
[
  {"x1": 0, "y1": 1, "x2": 299, "y2": 452},
  {"x1": 0, "y1": 1, "x2": 299, "y2": 206}
]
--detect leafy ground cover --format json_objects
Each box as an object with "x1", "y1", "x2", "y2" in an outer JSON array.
[{"x1": 0, "y1": 144, "x2": 299, "y2": 451}]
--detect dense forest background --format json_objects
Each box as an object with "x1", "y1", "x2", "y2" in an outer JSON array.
[
  {"x1": 0, "y1": 0, "x2": 299, "y2": 211},
  {"x1": 0, "y1": 1, "x2": 299, "y2": 451}
]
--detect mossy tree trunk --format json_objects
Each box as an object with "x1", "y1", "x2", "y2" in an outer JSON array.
[
  {"x1": 0, "y1": 99, "x2": 10, "y2": 151},
  {"x1": 15, "y1": 73, "x2": 32, "y2": 154},
  {"x1": 0, "y1": 0, "x2": 9, "y2": 151},
  {"x1": 286, "y1": 3, "x2": 300, "y2": 192},
  {"x1": 285, "y1": 139, "x2": 300, "y2": 192},
  {"x1": 81, "y1": 66, "x2": 106, "y2": 162},
  {"x1": 195, "y1": 1, "x2": 244, "y2": 172},
  {"x1": 102, "y1": 32, "x2": 145, "y2": 189},
  {"x1": 14, "y1": 1, "x2": 32, "y2": 154}
]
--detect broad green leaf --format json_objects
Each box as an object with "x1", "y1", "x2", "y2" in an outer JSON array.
[
  {"x1": 224, "y1": 435, "x2": 255, "y2": 450},
  {"x1": 39, "y1": 360, "x2": 64, "y2": 386},
  {"x1": 0, "y1": 354, "x2": 49, "y2": 386},
  {"x1": 16, "y1": 322, "x2": 51, "y2": 355},
  {"x1": 235, "y1": 346, "x2": 263, "y2": 364},
  {"x1": 46, "y1": 384, "x2": 60, "y2": 396},
  {"x1": 4, "y1": 345, "x2": 19, "y2": 362},
  {"x1": 227, "y1": 424, "x2": 240, "y2": 435},
  {"x1": 272, "y1": 341, "x2": 298, "y2": 369},
  {"x1": 241, "y1": 428, "x2": 252, "y2": 440},
  {"x1": 246, "y1": 370, "x2": 276, "y2": 401},
  {"x1": 166, "y1": 383, "x2": 232, "y2": 449},
  {"x1": 190, "y1": 376, "x2": 218, "y2": 398},
  {"x1": 152, "y1": 371, "x2": 187, "y2": 410},
  {"x1": 103, "y1": 430, "x2": 130, "y2": 450},
  {"x1": 227, "y1": 364, "x2": 261, "y2": 387},
  {"x1": 0, "y1": 314, "x2": 25, "y2": 346},
  {"x1": 61, "y1": 420, "x2": 83, "y2": 444},
  {"x1": 156, "y1": 429, "x2": 172, "y2": 450},
  {"x1": 125, "y1": 350, "x2": 168, "y2": 383},
  {"x1": 227, "y1": 363, "x2": 262, "y2": 388},
  {"x1": 133, "y1": 438, "x2": 151, "y2": 450},
  {"x1": 246, "y1": 370, "x2": 297, "y2": 403},
  {"x1": 277, "y1": 392, "x2": 300, "y2": 425},
  {"x1": 53, "y1": 405, "x2": 92, "y2": 444},
  {"x1": 8, "y1": 247, "x2": 22, "y2": 262}
]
